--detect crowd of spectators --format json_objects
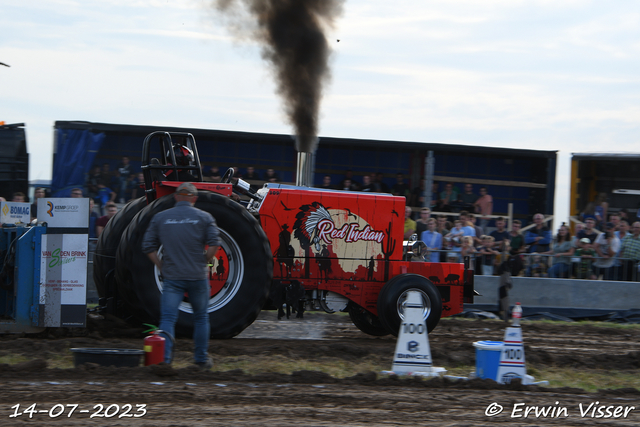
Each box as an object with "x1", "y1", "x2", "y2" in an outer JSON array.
[
  {"x1": 85, "y1": 157, "x2": 142, "y2": 209},
  {"x1": 200, "y1": 165, "x2": 280, "y2": 184},
  {"x1": 406, "y1": 206, "x2": 640, "y2": 282}
]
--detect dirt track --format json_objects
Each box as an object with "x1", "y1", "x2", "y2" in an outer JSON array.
[{"x1": 2, "y1": 312, "x2": 640, "y2": 426}]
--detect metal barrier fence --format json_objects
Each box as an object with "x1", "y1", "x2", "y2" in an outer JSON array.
[{"x1": 421, "y1": 248, "x2": 640, "y2": 282}]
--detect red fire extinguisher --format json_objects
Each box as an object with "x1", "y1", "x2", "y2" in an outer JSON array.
[{"x1": 143, "y1": 330, "x2": 165, "y2": 366}]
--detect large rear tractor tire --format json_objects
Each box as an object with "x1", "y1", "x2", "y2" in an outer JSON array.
[
  {"x1": 115, "y1": 192, "x2": 273, "y2": 339},
  {"x1": 348, "y1": 303, "x2": 390, "y2": 337},
  {"x1": 93, "y1": 197, "x2": 147, "y2": 297},
  {"x1": 376, "y1": 274, "x2": 442, "y2": 336}
]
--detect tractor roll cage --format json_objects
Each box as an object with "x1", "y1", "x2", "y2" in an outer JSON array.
[{"x1": 141, "y1": 131, "x2": 204, "y2": 202}]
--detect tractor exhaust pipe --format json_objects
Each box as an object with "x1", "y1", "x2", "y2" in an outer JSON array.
[
  {"x1": 294, "y1": 135, "x2": 317, "y2": 187},
  {"x1": 295, "y1": 151, "x2": 313, "y2": 187}
]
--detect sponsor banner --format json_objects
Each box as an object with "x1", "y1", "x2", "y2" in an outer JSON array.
[
  {"x1": 39, "y1": 234, "x2": 88, "y2": 327},
  {"x1": 0, "y1": 202, "x2": 31, "y2": 224},
  {"x1": 37, "y1": 198, "x2": 89, "y2": 228}
]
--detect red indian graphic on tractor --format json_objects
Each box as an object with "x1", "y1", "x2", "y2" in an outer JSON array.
[
  {"x1": 94, "y1": 131, "x2": 474, "y2": 339},
  {"x1": 254, "y1": 187, "x2": 473, "y2": 336}
]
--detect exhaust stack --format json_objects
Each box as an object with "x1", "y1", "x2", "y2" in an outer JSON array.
[{"x1": 296, "y1": 151, "x2": 313, "y2": 187}]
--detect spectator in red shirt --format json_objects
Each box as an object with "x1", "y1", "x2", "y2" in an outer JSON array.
[{"x1": 96, "y1": 203, "x2": 118, "y2": 236}]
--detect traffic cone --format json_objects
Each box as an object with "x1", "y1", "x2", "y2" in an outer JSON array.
[
  {"x1": 496, "y1": 324, "x2": 528, "y2": 384},
  {"x1": 495, "y1": 304, "x2": 547, "y2": 385},
  {"x1": 382, "y1": 290, "x2": 446, "y2": 377}
]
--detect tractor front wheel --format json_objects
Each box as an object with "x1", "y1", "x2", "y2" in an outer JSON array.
[
  {"x1": 376, "y1": 274, "x2": 442, "y2": 336},
  {"x1": 348, "y1": 303, "x2": 389, "y2": 337}
]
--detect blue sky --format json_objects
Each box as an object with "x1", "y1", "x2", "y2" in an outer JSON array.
[{"x1": 2, "y1": 0, "x2": 640, "y2": 223}]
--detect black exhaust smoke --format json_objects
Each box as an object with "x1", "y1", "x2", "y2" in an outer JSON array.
[{"x1": 213, "y1": 0, "x2": 344, "y2": 154}]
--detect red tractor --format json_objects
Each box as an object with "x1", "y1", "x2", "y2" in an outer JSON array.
[{"x1": 94, "y1": 131, "x2": 474, "y2": 338}]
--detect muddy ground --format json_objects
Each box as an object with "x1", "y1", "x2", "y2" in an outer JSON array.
[{"x1": 2, "y1": 312, "x2": 640, "y2": 426}]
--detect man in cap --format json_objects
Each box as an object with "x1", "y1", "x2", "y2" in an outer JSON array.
[
  {"x1": 142, "y1": 182, "x2": 220, "y2": 369},
  {"x1": 576, "y1": 217, "x2": 598, "y2": 245}
]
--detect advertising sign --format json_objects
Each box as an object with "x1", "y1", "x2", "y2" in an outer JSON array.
[
  {"x1": 37, "y1": 198, "x2": 89, "y2": 228},
  {"x1": 0, "y1": 202, "x2": 30, "y2": 224},
  {"x1": 39, "y1": 234, "x2": 88, "y2": 327}
]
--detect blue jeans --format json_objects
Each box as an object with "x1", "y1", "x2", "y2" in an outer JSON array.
[
  {"x1": 159, "y1": 279, "x2": 210, "y2": 364},
  {"x1": 547, "y1": 263, "x2": 570, "y2": 278}
]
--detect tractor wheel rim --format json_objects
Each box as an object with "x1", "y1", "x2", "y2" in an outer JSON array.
[
  {"x1": 153, "y1": 228, "x2": 245, "y2": 314},
  {"x1": 397, "y1": 288, "x2": 432, "y2": 321}
]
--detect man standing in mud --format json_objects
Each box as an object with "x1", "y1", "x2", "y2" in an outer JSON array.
[{"x1": 142, "y1": 182, "x2": 220, "y2": 369}]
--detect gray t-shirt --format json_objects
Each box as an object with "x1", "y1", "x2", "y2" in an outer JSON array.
[
  {"x1": 593, "y1": 234, "x2": 620, "y2": 268},
  {"x1": 142, "y1": 201, "x2": 220, "y2": 281},
  {"x1": 551, "y1": 240, "x2": 573, "y2": 265}
]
